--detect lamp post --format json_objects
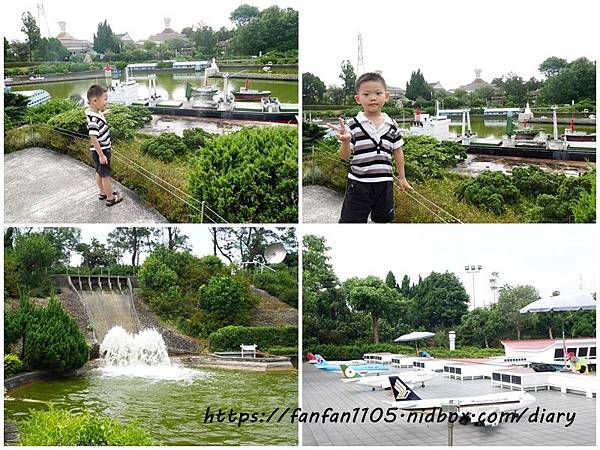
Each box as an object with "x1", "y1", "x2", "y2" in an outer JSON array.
[{"x1": 465, "y1": 265, "x2": 482, "y2": 310}]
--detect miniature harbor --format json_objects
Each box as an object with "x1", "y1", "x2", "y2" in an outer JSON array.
[{"x1": 315, "y1": 102, "x2": 595, "y2": 162}]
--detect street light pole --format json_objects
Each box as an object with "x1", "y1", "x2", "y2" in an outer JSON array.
[{"x1": 464, "y1": 265, "x2": 482, "y2": 310}]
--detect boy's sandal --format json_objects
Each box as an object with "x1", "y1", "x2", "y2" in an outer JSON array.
[
  {"x1": 98, "y1": 191, "x2": 117, "y2": 200},
  {"x1": 106, "y1": 193, "x2": 124, "y2": 207}
]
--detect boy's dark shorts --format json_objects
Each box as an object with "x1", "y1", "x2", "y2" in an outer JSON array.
[
  {"x1": 339, "y1": 179, "x2": 394, "y2": 223},
  {"x1": 90, "y1": 149, "x2": 112, "y2": 178}
]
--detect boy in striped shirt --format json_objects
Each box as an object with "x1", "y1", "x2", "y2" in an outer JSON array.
[
  {"x1": 329, "y1": 72, "x2": 412, "y2": 223},
  {"x1": 86, "y1": 85, "x2": 123, "y2": 206}
]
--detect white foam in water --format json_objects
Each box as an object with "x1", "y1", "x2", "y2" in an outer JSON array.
[{"x1": 97, "y1": 326, "x2": 206, "y2": 382}]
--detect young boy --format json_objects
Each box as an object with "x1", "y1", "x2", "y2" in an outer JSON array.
[
  {"x1": 329, "y1": 72, "x2": 412, "y2": 223},
  {"x1": 86, "y1": 85, "x2": 123, "y2": 206}
]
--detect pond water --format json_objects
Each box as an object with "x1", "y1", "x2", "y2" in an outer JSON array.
[
  {"x1": 11, "y1": 71, "x2": 298, "y2": 103},
  {"x1": 5, "y1": 366, "x2": 298, "y2": 446}
]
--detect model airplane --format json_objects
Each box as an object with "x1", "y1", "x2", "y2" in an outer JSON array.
[
  {"x1": 340, "y1": 364, "x2": 436, "y2": 389},
  {"x1": 315, "y1": 356, "x2": 389, "y2": 373},
  {"x1": 384, "y1": 375, "x2": 535, "y2": 426}
]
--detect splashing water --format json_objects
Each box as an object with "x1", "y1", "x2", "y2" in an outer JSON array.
[{"x1": 98, "y1": 326, "x2": 206, "y2": 382}]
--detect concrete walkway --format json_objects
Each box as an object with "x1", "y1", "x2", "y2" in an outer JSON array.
[
  {"x1": 302, "y1": 185, "x2": 344, "y2": 223},
  {"x1": 4, "y1": 147, "x2": 167, "y2": 223}
]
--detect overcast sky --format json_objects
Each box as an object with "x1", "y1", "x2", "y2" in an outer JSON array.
[
  {"x1": 3, "y1": 0, "x2": 295, "y2": 42},
  {"x1": 303, "y1": 225, "x2": 597, "y2": 308},
  {"x1": 300, "y1": 0, "x2": 598, "y2": 89},
  {"x1": 70, "y1": 225, "x2": 290, "y2": 267}
]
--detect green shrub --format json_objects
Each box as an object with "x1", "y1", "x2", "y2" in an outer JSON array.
[
  {"x1": 105, "y1": 105, "x2": 151, "y2": 140},
  {"x1": 188, "y1": 126, "x2": 298, "y2": 223},
  {"x1": 23, "y1": 99, "x2": 76, "y2": 125},
  {"x1": 23, "y1": 297, "x2": 89, "y2": 372},
  {"x1": 140, "y1": 132, "x2": 187, "y2": 162},
  {"x1": 306, "y1": 343, "x2": 503, "y2": 360},
  {"x1": 47, "y1": 108, "x2": 87, "y2": 134},
  {"x1": 4, "y1": 112, "x2": 13, "y2": 132},
  {"x1": 194, "y1": 276, "x2": 258, "y2": 336},
  {"x1": 13, "y1": 233, "x2": 58, "y2": 291},
  {"x1": 182, "y1": 127, "x2": 215, "y2": 151},
  {"x1": 455, "y1": 170, "x2": 520, "y2": 214},
  {"x1": 208, "y1": 325, "x2": 297, "y2": 351},
  {"x1": 4, "y1": 354, "x2": 24, "y2": 377},
  {"x1": 251, "y1": 265, "x2": 298, "y2": 308},
  {"x1": 511, "y1": 166, "x2": 562, "y2": 198},
  {"x1": 266, "y1": 346, "x2": 297, "y2": 356},
  {"x1": 18, "y1": 407, "x2": 152, "y2": 446},
  {"x1": 403, "y1": 135, "x2": 467, "y2": 181}
]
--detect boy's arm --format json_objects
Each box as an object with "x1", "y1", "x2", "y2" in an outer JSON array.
[
  {"x1": 339, "y1": 138, "x2": 351, "y2": 161},
  {"x1": 90, "y1": 136, "x2": 108, "y2": 164},
  {"x1": 87, "y1": 117, "x2": 108, "y2": 165},
  {"x1": 393, "y1": 144, "x2": 413, "y2": 190}
]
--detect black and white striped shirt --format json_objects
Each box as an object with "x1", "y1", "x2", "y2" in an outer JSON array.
[
  {"x1": 86, "y1": 110, "x2": 111, "y2": 152},
  {"x1": 347, "y1": 112, "x2": 404, "y2": 183}
]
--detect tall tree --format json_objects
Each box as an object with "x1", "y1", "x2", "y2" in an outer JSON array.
[
  {"x1": 107, "y1": 227, "x2": 159, "y2": 267},
  {"x1": 400, "y1": 275, "x2": 411, "y2": 297},
  {"x1": 339, "y1": 60, "x2": 356, "y2": 105},
  {"x1": 385, "y1": 271, "x2": 398, "y2": 290},
  {"x1": 40, "y1": 228, "x2": 81, "y2": 266},
  {"x1": 343, "y1": 276, "x2": 400, "y2": 344},
  {"x1": 405, "y1": 69, "x2": 431, "y2": 101},
  {"x1": 164, "y1": 227, "x2": 190, "y2": 251},
  {"x1": 302, "y1": 72, "x2": 326, "y2": 104},
  {"x1": 76, "y1": 238, "x2": 118, "y2": 268},
  {"x1": 496, "y1": 285, "x2": 539, "y2": 340},
  {"x1": 230, "y1": 4, "x2": 260, "y2": 27},
  {"x1": 21, "y1": 11, "x2": 41, "y2": 62},
  {"x1": 93, "y1": 20, "x2": 121, "y2": 54},
  {"x1": 539, "y1": 56, "x2": 568, "y2": 78},
  {"x1": 409, "y1": 272, "x2": 469, "y2": 329}
]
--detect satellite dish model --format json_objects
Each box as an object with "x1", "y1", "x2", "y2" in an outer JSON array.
[{"x1": 264, "y1": 243, "x2": 287, "y2": 264}]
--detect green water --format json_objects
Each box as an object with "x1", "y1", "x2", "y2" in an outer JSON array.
[
  {"x1": 449, "y1": 119, "x2": 596, "y2": 139},
  {"x1": 5, "y1": 367, "x2": 298, "y2": 446},
  {"x1": 11, "y1": 71, "x2": 298, "y2": 103}
]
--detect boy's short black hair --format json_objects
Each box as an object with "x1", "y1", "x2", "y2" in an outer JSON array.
[
  {"x1": 87, "y1": 84, "x2": 107, "y2": 101},
  {"x1": 355, "y1": 72, "x2": 387, "y2": 92}
]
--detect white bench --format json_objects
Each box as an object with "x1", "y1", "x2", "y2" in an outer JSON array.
[{"x1": 240, "y1": 344, "x2": 257, "y2": 358}]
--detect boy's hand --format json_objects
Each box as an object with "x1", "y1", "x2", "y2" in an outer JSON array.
[
  {"x1": 396, "y1": 176, "x2": 413, "y2": 191},
  {"x1": 103, "y1": 109, "x2": 112, "y2": 115},
  {"x1": 99, "y1": 154, "x2": 108, "y2": 165},
  {"x1": 327, "y1": 118, "x2": 351, "y2": 143}
]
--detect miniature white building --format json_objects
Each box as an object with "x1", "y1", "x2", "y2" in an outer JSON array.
[{"x1": 501, "y1": 337, "x2": 596, "y2": 367}]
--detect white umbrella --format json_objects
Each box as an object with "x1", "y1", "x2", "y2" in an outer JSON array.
[
  {"x1": 394, "y1": 331, "x2": 436, "y2": 355},
  {"x1": 519, "y1": 292, "x2": 596, "y2": 313},
  {"x1": 520, "y1": 293, "x2": 596, "y2": 368}
]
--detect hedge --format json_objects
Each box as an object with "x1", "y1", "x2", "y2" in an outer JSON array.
[
  {"x1": 305, "y1": 343, "x2": 504, "y2": 361},
  {"x1": 208, "y1": 325, "x2": 297, "y2": 352},
  {"x1": 4, "y1": 354, "x2": 24, "y2": 377}
]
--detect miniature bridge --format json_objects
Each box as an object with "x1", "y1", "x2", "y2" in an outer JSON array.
[{"x1": 65, "y1": 274, "x2": 140, "y2": 344}]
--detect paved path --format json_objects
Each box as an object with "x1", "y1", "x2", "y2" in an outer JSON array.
[
  {"x1": 4, "y1": 148, "x2": 167, "y2": 223},
  {"x1": 302, "y1": 185, "x2": 344, "y2": 223},
  {"x1": 302, "y1": 363, "x2": 596, "y2": 446}
]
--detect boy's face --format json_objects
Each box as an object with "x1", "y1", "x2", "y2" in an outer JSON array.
[
  {"x1": 90, "y1": 92, "x2": 108, "y2": 110},
  {"x1": 354, "y1": 80, "x2": 389, "y2": 114}
]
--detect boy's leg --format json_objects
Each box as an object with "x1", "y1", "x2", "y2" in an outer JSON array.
[
  {"x1": 96, "y1": 173, "x2": 104, "y2": 195},
  {"x1": 370, "y1": 181, "x2": 395, "y2": 223},
  {"x1": 101, "y1": 176, "x2": 114, "y2": 200},
  {"x1": 339, "y1": 179, "x2": 372, "y2": 223}
]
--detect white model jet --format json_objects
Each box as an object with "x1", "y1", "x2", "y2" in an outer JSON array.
[
  {"x1": 384, "y1": 375, "x2": 536, "y2": 426},
  {"x1": 340, "y1": 364, "x2": 436, "y2": 389}
]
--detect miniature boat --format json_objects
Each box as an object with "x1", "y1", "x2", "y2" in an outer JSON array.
[{"x1": 232, "y1": 80, "x2": 271, "y2": 101}]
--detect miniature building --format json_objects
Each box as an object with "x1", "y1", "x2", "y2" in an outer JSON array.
[{"x1": 56, "y1": 21, "x2": 92, "y2": 53}]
